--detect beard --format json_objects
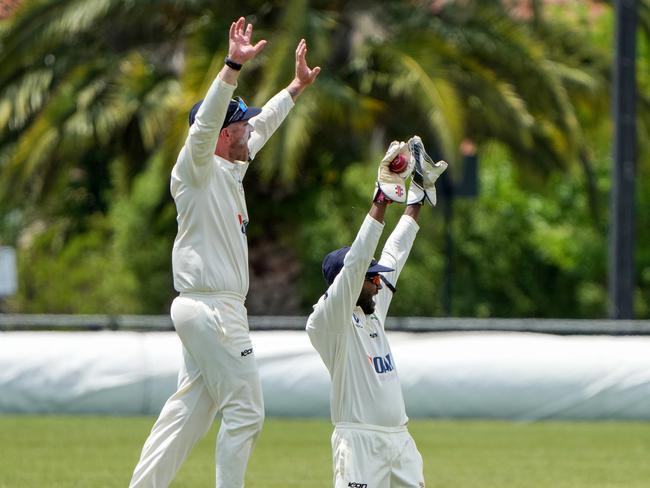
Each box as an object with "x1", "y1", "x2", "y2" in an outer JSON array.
[
  {"x1": 230, "y1": 140, "x2": 249, "y2": 162},
  {"x1": 357, "y1": 294, "x2": 376, "y2": 315}
]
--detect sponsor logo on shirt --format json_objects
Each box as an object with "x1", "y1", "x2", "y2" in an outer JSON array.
[
  {"x1": 348, "y1": 483, "x2": 367, "y2": 488},
  {"x1": 352, "y1": 313, "x2": 362, "y2": 328},
  {"x1": 240, "y1": 347, "x2": 253, "y2": 357},
  {"x1": 369, "y1": 314, "x2": 382, "y2": 329},
  {"x1": 367, "y1": 353, "x2": 394, "y2": 374},
  {"x1": 237, "y1": 213, "x2": 248, "y2": 235},
  {"x1": 369, "y1": 332, "x2": 378, "y2": 338}
]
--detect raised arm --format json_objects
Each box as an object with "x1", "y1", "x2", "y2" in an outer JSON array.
[
  {"x1": 306, "y1": 206, "x2": 386, "y2": 336},
  {"x1": 248, "y1": 38, "x2": 321, "y2": 159},
  {"x1": 374, "y1": 136, "x2": 448, "y2": 321},
  {"x1": 373, "y1": 207, "x2": 421, "y2": 322},
  {"x1": 182, "y1": 17, "x2": 267, "y2": 180},
  {"x1": 404, "y1": 203, "x2": 421, "y2": 222},
  {"x1": 219, "y1": 17, "x2": 267, "y2": 86},
  {"x1": 286, "y1": 38, "x2": 321, "y2": 101},
  {"x1": 306, "y1": 142, "x2": 411, "y2": 336}
]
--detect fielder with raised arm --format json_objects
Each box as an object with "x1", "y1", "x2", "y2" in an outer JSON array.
[
  {"x1": 306, "y1": 137, "x2": 447, "y2": 488},
  {"x1": 129, "y1": 17, "x2": 320, "y2": 488}
]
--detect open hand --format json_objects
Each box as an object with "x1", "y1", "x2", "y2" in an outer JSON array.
[
  {"x1": 228, "y1": 17, "x2": 267, "y2": 65},
  {"x1": 294, "y1": 39, "x2": 321, "y2": 87}
]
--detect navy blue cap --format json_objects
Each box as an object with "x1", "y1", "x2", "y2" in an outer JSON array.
[
  {"x1": 322, "y1": 246, "x2": 394, "y2": 285},
  {"x1": 188, "y1": 97, "x2": 262, "y2": 128}
]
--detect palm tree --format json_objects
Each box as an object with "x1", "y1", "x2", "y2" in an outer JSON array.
[
  {"x1": 0, "y1": 0, "x2": 202, "y2": 311},
  {"x1": 1, "y1": 0, "x2": 648, "y2": 314}
]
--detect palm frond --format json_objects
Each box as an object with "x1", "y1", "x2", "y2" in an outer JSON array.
[{"x1": 384, "y1": 49, "x2": 464, "y2": 164}]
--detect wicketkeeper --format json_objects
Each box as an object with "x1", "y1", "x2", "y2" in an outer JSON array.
[{"x1": 306, "y1": 137, "x2": 447, "y2": 488}]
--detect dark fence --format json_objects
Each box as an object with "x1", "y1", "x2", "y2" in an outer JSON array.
[{"x1": 1, "y1": 314, "x2": 650, "y2": 335}]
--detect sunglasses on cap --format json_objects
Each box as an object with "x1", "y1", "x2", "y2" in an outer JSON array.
[
  {"x1": 365, "y1": 274, "x2": 382, "y2": 286},
  {"x1": 225, "y1": 97, "x2": 248, "y2": 126}
]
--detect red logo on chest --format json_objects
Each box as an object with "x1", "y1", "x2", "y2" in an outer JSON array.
[{"x1": 237, "y1": 213, "x2": 248, "y2": 235}]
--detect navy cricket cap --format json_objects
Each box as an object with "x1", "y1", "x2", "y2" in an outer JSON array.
[
  {"x1": 322, "y1": 246, "x2": 394, "y2": 285},
  {"x1": 188, "y1": 97, "x2": 262, "y2": 128}
]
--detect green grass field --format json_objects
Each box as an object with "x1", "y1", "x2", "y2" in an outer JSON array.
[{"x1": 1, "y1": 416, "x2": 649, "y2": 487}]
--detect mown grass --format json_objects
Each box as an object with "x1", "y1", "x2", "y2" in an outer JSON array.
[{"x1": 1, "y1": 416, "x2": 649, "y2": 487}]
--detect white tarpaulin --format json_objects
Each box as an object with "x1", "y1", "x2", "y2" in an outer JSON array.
[{"x1": 1, "y1": 331, "x2": 649, "y2": 420}]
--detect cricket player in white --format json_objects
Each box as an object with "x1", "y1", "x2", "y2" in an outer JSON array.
[
  {"x1": 307, "y1": 139, "x2": 447, "y2": 488},
  {"x1": 129, "y1": 17, "x2": 320, "y2": 488}
]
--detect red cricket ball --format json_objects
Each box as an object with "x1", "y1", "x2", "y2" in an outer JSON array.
[{"x1": 389, "y1": 153, "x2": 408, "y2": 173}]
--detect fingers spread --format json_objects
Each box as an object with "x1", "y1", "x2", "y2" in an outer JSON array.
[
  {"x1": 295, "y1": 40, "x2": 305, "y2": 59},
  {"x1": 235, "y1": 17, "x2": 245, "y2": 34},
  {"x1": 253, "y1": 39, "x2": 268, "y2": 55}
]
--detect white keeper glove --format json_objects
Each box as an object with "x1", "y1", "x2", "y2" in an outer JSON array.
[
  {"x1": 374, "y1": 140, "x2": 415, "y2": 204},
  {"x1": 407, "y1": 135, "x2": 448, "y2": 206}
]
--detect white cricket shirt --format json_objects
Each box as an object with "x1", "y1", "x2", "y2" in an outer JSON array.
[
  {"x1": 171, "y1": 76, "x2": 294, "y2": 295},
  {"x1": 307, "y1": 214, "x2": 420, "y2": 427}
]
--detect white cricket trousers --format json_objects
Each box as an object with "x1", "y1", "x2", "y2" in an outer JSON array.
[
  {"x1": 129, "y1": 292, "x2": 264, "y2": 488},
  {"x1": 332, "y1": 423, "x2": 425, "y2": 488}
]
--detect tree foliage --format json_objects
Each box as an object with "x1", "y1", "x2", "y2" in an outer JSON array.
[{"x1": 0, "y1": 0, "x2": 649, "y2": 317}]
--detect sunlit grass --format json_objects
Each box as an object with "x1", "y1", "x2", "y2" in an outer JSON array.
[{"x1": 1, "y1": 416, "x2": 649, "y2": 487}]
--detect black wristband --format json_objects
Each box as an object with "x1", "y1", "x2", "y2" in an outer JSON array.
[{"x1": 224, "y1": 57, "x2": 242, "y2": 71}]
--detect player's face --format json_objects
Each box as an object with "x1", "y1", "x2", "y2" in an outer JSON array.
[
  {"x1": 225, "y1": 121, "x2": 254, "y2": 161},
  {"x1": 357, "y1": 274, "x2": 382, "y2": 314}
]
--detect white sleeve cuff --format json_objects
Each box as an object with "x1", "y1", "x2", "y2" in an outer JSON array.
[
  {"x1": 398, "y1": 214, "x2": 420, "y2": 233},
  {"x1": 280, "y1": 88, "x2": 296, "y2": 109},
  {"x1": 365, "y1": 214, "x2": 386, "y2": 230}
]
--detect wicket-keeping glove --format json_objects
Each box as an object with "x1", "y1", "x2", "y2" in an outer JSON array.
[
  {"x1": 374, "y1": 141, "x2": 414, "y2": 204},
  {"x1": 407, "y1": 136, "x2": 448, "y2": 206}
]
